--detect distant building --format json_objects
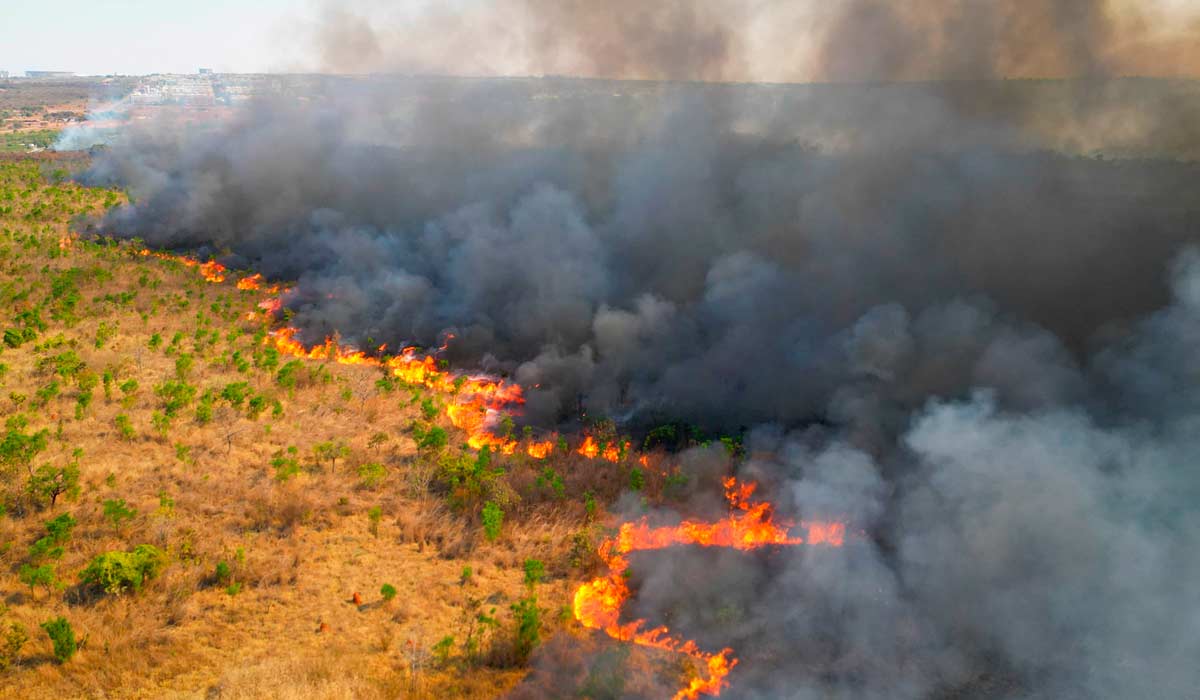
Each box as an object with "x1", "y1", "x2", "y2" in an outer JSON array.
[
  {"x1": 0, "y1": 71, "x2": 8, "y2": 80},
  {"x1": 199, "y1": 68, "x2": 214, "y2": 75},
  {"x1": 25, "y1": 71, "x2": 75, "y2": 78}
]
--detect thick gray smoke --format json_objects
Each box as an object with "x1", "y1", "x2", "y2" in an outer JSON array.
[{"x1": 74, "y1": 1, "x2": 1200, "y2": 697}]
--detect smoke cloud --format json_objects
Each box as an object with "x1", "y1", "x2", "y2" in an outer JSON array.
[{"x1": 72, "y1": 1, "x2": 1200, "y2": 697}]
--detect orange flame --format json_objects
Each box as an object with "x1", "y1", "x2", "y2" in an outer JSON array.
[
  {"x1": 237, "y1": 273, "x2": 264, "y2": 290},
  {"x1": 573, "y1": 477, "x2": 845, "y2": 698},
  {"x1": 576, "y1": 435, "x2": 629, "y2": 462},
  {"x1": 526, "y1": 440, "x2": 555, "y2": 459},
  {"x1": 198, "y1": 260, "x2": 226, "y2": 283}
]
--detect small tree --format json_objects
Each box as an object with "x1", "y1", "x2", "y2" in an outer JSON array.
[
  {"x1": 18, "y1": 564, "x2": 56, "y2": 596},
  {"x1": 40, "y1": 617, "x2": 75, "y2": 663},
  {"x1": 79, "y1": 544, "x2": 165, "y2": 594},
  {"x1": 312, "y1": 441, "x2": 350, "y2": 471},
  {"x1": 0, "y1": 422, "x2": 49, "y2": 476},
  {"x1": 102, "y1": 498, "x2": 137, "y2": 532},
  {"x1": 26, "y1": 460, "x2": 80, "y2": 508}
]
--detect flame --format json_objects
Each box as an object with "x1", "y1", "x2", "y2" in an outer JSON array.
[
  {"x1": 526, "y1": 440, "x2": 555, "y2": 459},
  {"x1": 573, "y1": 477, "x2": 845, "y2": 698},
  {"x1": 237, "y1": 273, "x2": 264, "y2": 290},
  {"x1": 576, "y1": 435, "x2": 629, "y2": 462},
  {"x1": 133, "y1": 243, "x2": 848, "y2": 698},
  {"x1": 199, "y1": 260, "x2": 226, "y2": 283}
]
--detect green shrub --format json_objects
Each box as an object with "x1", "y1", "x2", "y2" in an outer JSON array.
[
  {"x1": 523, "y1": 559, "x2": 545, "y2": 588},
  {"x1": 416, "y1": 425, "x2": 448, "y2": 451},
  {"x1": 79, "y1": 544, "x2": 165, "y2": 594},
  {"x1": 151, "y1": 410, "x2": 172, "y2": 437},
  {"x1": 357, "y1": 462, "x2": 386, "y2": 489},
  {"x1": 154, "y1": 380, "x2": 196, "y2": 416},
  {"x1": 271, "y1": 447, "x2": 301, "y2": 481},
  {"x1": 432, "y1": 635, "x2": 455, "y2": 666},
  {"x1": 420, "y1": 397, "x2": 439, "y2": 420},
  {"x1": 380, "y1": 583, "x2": 397, "y2": 601},
  {"x1": 481, "y1": 501, "x2": 503, "y2": 542},
  {"x1": 536, "y1": 467, "x2": 566, "y2": 499},
  {"x1": 628, "y1": 467, "x2": 644, "y2": 492},
  {"x1": 29, "y1": 513, "x2": 75, "y2": 560},
  {"x1": 220, "y1": 381, "x2": 251, "y2": 407},
  {"x1": 246, "y1": 394, "x2": 268, "y2": 419},
  {"x1": 40, "y1": 617, "x2": 75, "y2": 663},
  {"x1": 276, "y1": 360, "x2": 303, "y2": 391},
  {"x1": 102, "y1": 498, "x2": 137, "y2": 531},
  {"x1": 194, "y1": 392, "x2": 214, "y2": 424},
  {"x1": 510, "y1": 596, "x2": 541, "y2": 664},
  {"x1": 367, "y1": 506, "x2": 382, "y2": 537},
  {"x1": 114, "y1": 413, "x2": 135, "y2": 441},
  {"x1": 174, "y1": 353, "x2": 194, "y2": 379}
]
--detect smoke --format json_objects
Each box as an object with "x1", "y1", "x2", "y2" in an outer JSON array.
[
  {"x1": 301, "y1": 0, "x2": 1200, "y2": 82},
  {"x1": 72, "y1": 1, "x2": 1200, "y2": 697}
]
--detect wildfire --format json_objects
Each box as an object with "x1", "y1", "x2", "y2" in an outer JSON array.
[
  {"x1": 198, "y1": 260, "x2": 226, "y2": 283},
  {"x1": 526, "y1": 440, "x2": 555, "y2": 459},
  {"x1": 133, "y1": 242, "x2": 845, "y2": 697},
  {"x1": 237, "y1": 273, "x2": 264, "y2": 290},
  {"x1": 573, "y1": 477, "x2": 846, "y2": 699},
  {"x1": 134, "y1": 245, "x2": 638, "y2": 466},
  {"x1": 576, "y1": 435, "x2": 630, "y2": 462}
]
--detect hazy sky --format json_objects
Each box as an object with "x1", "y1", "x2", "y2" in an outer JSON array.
[
  {"x1": 2, "y1": 0, "x2": 1199, "y2": 79},
  {"x1": 0, "y1": 0, "x2": 306, "y2": 75}
]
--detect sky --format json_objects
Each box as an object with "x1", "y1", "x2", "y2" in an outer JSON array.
[
  {"x1": 2, "y1": 0, "x2": 1199, "y2": 79},
  {"x1": 0, "y1": 0, "x2": 308, "y2": 75}
]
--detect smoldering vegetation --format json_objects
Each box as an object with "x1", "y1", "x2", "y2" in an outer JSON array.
[{"x1": 72, "y1": 0, "x2": 1200, "y2": 697}]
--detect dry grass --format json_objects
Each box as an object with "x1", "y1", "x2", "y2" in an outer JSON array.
[{"x1": 0, "y1": 156, "x2": 591, "y2": 698}]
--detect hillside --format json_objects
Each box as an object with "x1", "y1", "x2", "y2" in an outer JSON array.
[{"x1": 0, "y1": 152, "x2": 670, "y2": 698}]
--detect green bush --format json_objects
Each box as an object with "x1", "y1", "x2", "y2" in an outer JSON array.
[
  {"x1": 220, "y1": 381, "x2": 251, "y2": 407},
  {"x1": 114, "y1": 413, "x2": 136, "y2": 441},
  {"x1": 79, "y1": 544, "x2": 165, "y2": 594},
  {"x1": 29, "y1": 513, "x2": 75, "y2": 560},
  {"x1": 481, "y1": 501, "x2": 503, "y2": 542},
  {"x1": 416, "y1": 425, "x2": 448, "y2": 451},
  {"x1": 510, "y1": 596, "x2": 540, "y2": 664},
  {"x1": 357, "y1": 461, "x2": 386, "y2": 489},
  {"x1": 380, "y1": 583, "x2": 397, "y2": 601},
  {"x1": 102, "y1": 498, "x2": 137, "y2": 531},
  {"x1": 523, "y1": 559, "x2": 545, "y2": 588},
  {"x1": 420, "y1": 397, "x2": 439, "y2": 420},
  {"x1": 276, "y1": 360, "x2": 303, "y2": 391},
  {"x1": 367, "y1": 506, "x2": 382, "y2": 537},
  {"x1": 154, "y1": 380, "x2": 196, "y2": 416},
  {"x1": 40, "y1": 617, "x2": 75, "y2": 663}
]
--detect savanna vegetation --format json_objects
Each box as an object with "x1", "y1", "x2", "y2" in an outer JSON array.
[{"x1": 0, "y1": 151, "x2": 721, "y2": 698}]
